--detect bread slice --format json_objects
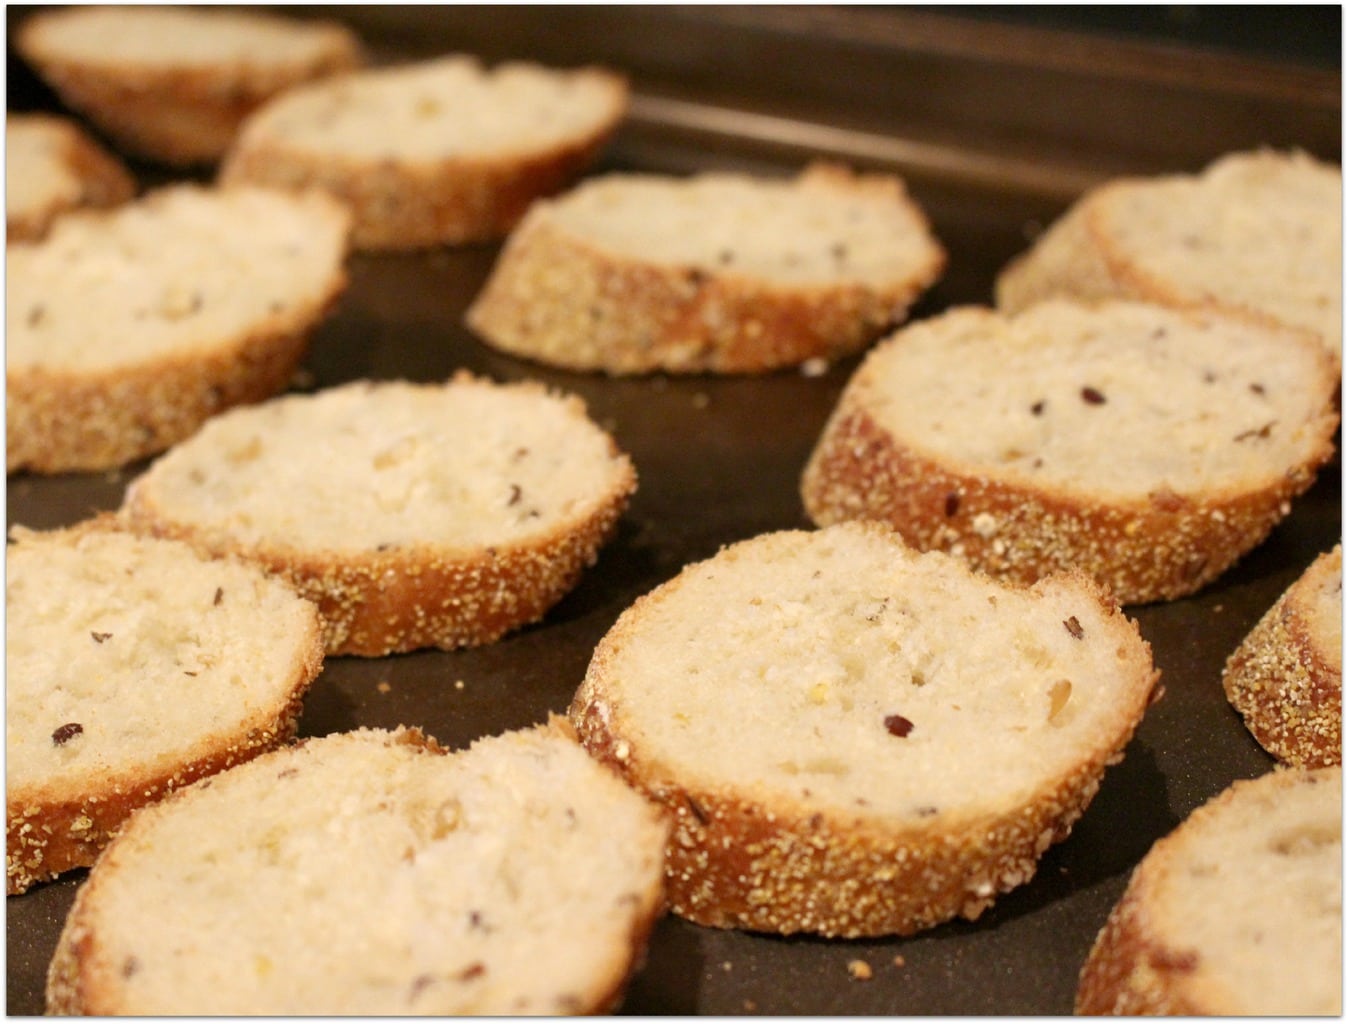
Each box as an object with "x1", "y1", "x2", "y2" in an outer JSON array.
[
  {"x1": 464, "y1": 162, "x2": 947, "y2": 374},
  {"x1": 800, "y1": 300, "x2": 1340, "y2": 605},
  {"x1": 1075, "y1": 766, "x2": 1342, "y2": 1015},
  {"x1": 6, "y1": 519, "x2": 324, "y2": 896},
  {"x1": 120, "y1": 373, "x2": 637, "y2": 657},
  {"x1": 6, "y1": 183, "x2": 350, "y2": 475},
  {"x1": 46, "y1": 719, "x2": 669, "y2": 1015},
  {"x1": 6, "y1": 113, "x2": 136, "y2": 242},
  {"x1": 219, "y1": 55, "x2": 628, "y2": 251},
  {"x1": 995, "y1": 149, "x2": 1343, "y2": 357},
  {"x1": 14, "y1": 5, "x2": 363, "y2": 166},
  {"x1": 569, "y1": 520, "x2": 1159, "y2": 938},
  {"x1": 1223, "y1": 546, "x2": 1342, "y2": 768}
]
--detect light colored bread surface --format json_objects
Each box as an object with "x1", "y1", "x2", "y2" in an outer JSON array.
[
  {"x1": 995, "y1": 149, "x2": 1343, "y2": 357},
  {"x1": 1223, "y1": 545, "x2": 1342, "y2": 768},
  {"x1": 6, "y1": 183, "x2": 351, "y2": 475},
  {"x1": 801, "y1": 300, "x2": 1340, "y2": 604},
  {"x1": 15, "y1": 5, "x2": 363, "y2": 166},
  {"x1": 570, "y1": 521, "x2": 1158, "y2": 937},
  {"x1": 46, "y1": 719, "x2": 669, "y2": 1015},
  {"x1": 465, "y1": 162, "x2": 946, "y2": 374},
  {"x1": 220, "y1": 54, "x2": 628, "y2": 250},
  {"x1": 6, "y1": 113, "x2": 136, "y2": 242},
  {"x1": 1076, "y1": 766, "x2": 1342, "y2": 1015},
  {"x1": 6, "y1": 519, "x2": 324, "y2": 895},
  {"x1": 121, "y1": 373, "x2": 637, "y2": 656}
]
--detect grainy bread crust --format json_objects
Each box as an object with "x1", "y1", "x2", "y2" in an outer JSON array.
[
  {"x1": 1223, "y1": 547, "x2": 1342, "y2": 768},
  {"x1": 570, "y1": 542, "x2": 1159, "y2": 938},
  {"x1": 219, "y1": 66, "x2": 629, "y2": 250},
  {"x1": 5, "y1": 518, "x2": 324, "y2": 895},
  {"x1": 465, "y1": 164, "x2": 947, "y2": 374},
  {"x1": 15, "y1": 8, "x2": 364, "y2": 166},
  {"x1": 1074, "y1": 767, "x2": 1341, "y2": 1015},
  {"x1": 120, "y1": 375, "x2": 637, "y2": 656},
  {"x1": 6, "y1": 114, "x2": 136, "y2": 242}
]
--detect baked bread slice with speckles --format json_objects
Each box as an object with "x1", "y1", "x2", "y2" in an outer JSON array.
[{"x1": 570, "y1": 521, "x2": 1159, "y2": 938}]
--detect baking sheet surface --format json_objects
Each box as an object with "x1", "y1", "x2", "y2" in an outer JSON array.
[{"x1": 5, "y1": 7, "x2": 1341, "y2": 1016}]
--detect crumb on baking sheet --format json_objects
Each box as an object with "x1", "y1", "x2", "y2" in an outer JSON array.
[
  {"x1": 847, "y1": 959, "x2": 873, "y2": 981},
  {"x1": 376, "y1": 680, "x2": 392, "y2": 694},
  {"x1": 454, "y1": 679, "x2": 465, "y2": 690}
]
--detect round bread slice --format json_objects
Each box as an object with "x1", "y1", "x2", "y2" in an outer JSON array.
[
  {"x1": 6, "y1": 183, "x2": 351, "y2": 475},
  {"x1": 14, "y1": 5, "x2": 363, "y2": 166},
  {"x1": 1223, "y1": 546, "x2": 1342, "y2": 768},
  {"x1": 995, "y1": 149, "x2": 1343, "y2": 357},
  {"x1": 800, "y1": 300, "x2": 1340, "y2": 605},
  {"x1": 6, "y1": 519, "x2": 324, "y2": 896},
  {"x1": 464, "y1": 162, "x2": 947, "y2": 374},
  {"x1": 1075, "y1": 766, "x2": 1342, "y2": 1015},
  {"x1": 219, "y1": 54, "x2": 628, "y2": 250},
  {"x1": 45, "y1": 719, "x2": 669, "y2": 1016},
  {"x1": 569, "y1": 520, "x2": 1159, "y2": 938},
  {"x1": 120, "y1": 373, "x2": 637, "y2": 657},
  {"x1": 6, "y1": 113, "x2": 136, "y2": 242}
]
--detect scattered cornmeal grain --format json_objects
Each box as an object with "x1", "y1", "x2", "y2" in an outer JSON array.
[
  {"x1": 892, "y1": 954, "x2": 906, "y2": 968},
  {"x1": 376, "y1": 681, "x2": 391, "y2": 694},
  {"x1": 847, "y1": 959, "x2": 873, "y2": 981}
]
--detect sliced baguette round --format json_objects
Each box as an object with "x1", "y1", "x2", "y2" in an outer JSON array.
[
  {"x1": 120, "y1": 373, "x2": 637, "y2": 657},
  {"x1": 45, "y1": 719, "x2": 669, "y2": 1015},
  {"x1": 800, "y1": 300, "x2": 1340, "y2": 605},
  {"x1": 6, "y1": 183, "x2": 351, "y2": 475},
  {"x1": 465, "y1": 162, "x2": 947, "y2": 374},
  {"x1": 569, "y1": 520, "x2": 1159, "y2": 938},
  {"x1": 14, "y1": 5, "x2": 364, "y2": 166},
  {"x1": 6, "y1": 113, "x2": 136, "y2": 242},
  {"x1": 995, "y1": 149, "x2": 1343, "y2": 358},
  {"x1": 6, "y1": 519, "x2": 324, "y2": 896},
  {"x1": 220, "y1": 54, "x2": 629, "y2": 250},
  {"x1": 1075, "y1": 766, "x2": 1342, "y2": 1016},
  {"x1": 1223, "y1": 545, "x2": 1342, "y2": 768}
]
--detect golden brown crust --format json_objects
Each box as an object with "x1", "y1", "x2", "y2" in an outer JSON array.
[
  {"x1": 5, "y1": 518, "x2": 325, "y2": 895},
  {"x1": 1223, "y1": 548, "x2": 1343, "y2": 768},
  {"x1": 6, "y1": 114, "x2": 137, "y2": 242},
  {"x1": 15, "y1": 11, "x2": 364, "y2": 166},
  {"x1": 465, "y1": 166, "x2": 947, "y2": 375},
  {"x1": 800, "y1": 396, "x2": 1338, "y2": 607},
  {"x1": 220, "y1": 100, "x2": 626, "y2": 250}
]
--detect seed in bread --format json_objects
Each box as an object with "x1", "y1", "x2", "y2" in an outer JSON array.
[
  {"x1": 5, "y1": 520, "x2": 324, "y2": 896},
  {"x1": 1223, "y1": 546, "x2": 1342, "y2": 768},
  {"x1": 570, "y1": 520, "x2": 1159, "y2": 938},
  {"x1": 800, "y1": 300, "x2": 1340, "y2": 605},
  {"x1": 120, "y1": 373, "x2": 637, "y2": 657},
  {"x1": 220, "y1": 54, "x2": 628, "y2": 250},
  {"x1": 14, "y1": 5, "x2": 364, "y2": 166},
  {"x1": 45, "y1": 719, "x2": 669, "y2": 1015},
  {"x1": 1075, "y1": 766, "x2": 1342, "y2": 1015},
  {"x1": 995, "y1": 149, "x2": 1343, "y2": 357},
  {"x1": 464, "y1": 162, "x2": 947, "y2": 374},
  {"x1": 6, "y1": 183, "x2": 350, "y2": 475},
  {"x1": 6, "y1": 113, "x2": 136, "y2": 242}
]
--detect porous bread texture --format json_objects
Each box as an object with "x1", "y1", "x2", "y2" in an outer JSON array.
[
  {"x1": 995, "y1": 149, "x2": 1343, "y2": 357},
  {"x1": 1223, "y1": 545, "x2": 1342, "y2": 768},
  {"x1": 46, "y1": 720, "x2": 669, "y2": 1016},
  {"x1": 121, "y1": 373, "x2": 637, "y2": 656},
  {"x1": 570, "y1": 521, "x2": 1159, "y2": 938},
  {"x1": 6, "y1": 113, "x2": 136, "y2": 242},
  {"x1": 800, "y1": 300, "x2": 1340, "y2": 605},
  {"x1": 15, "y1": 5, "x2": 363, "y2": 166},
  {"x1": 6, "y1": 519, "x2": 324, "y2": 896},
  {"x1": 1075, "y1": 766, "x2": 1342, "y2": 1015},
  {"x1": 465, "y1": 162, "x2": 947, "y2": 374},
  {"x1": 6, "y1": 183, "x2": 351, "y2": 475},
  {"x1": 220, "y1": 54, "x2": 629, "y2": 250}
]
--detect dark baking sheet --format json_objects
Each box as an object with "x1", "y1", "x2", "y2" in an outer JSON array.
[{"x1": 5, "y1": 6, "x2": 1341, "y2": 1016}]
